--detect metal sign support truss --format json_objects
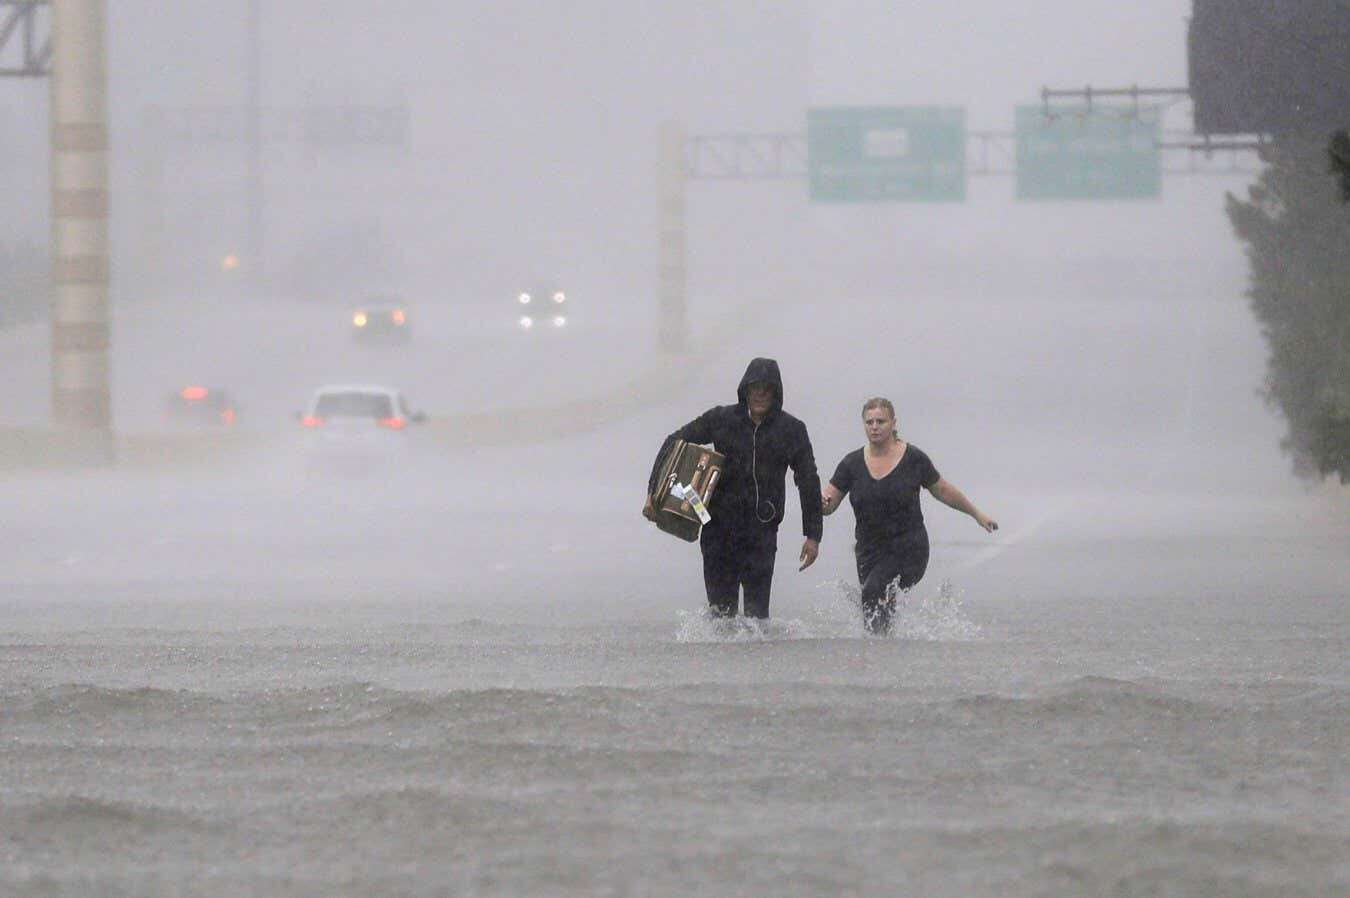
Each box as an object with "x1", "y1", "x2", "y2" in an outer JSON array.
[
  {"x1": 1040, "y1": 83, "x2": 1270, "y2": 158},
  {"x1": 684, "y1": 128, "x2": 1255, "y2": 181},
  {"x1": 687, "y1": 133, "x2": 806, "y2": 180},
  {"x1": 0, "y1": 0, "x2": 50, "y2": 77},
  {"x1": 659, "y1": 116, "x2": 1259, "y2": 354}
]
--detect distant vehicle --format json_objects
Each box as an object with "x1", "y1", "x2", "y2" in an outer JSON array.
[
  {"x1": 165, "y1": 385, "x2": 237, "y2": 427},
  {"x1": 351, "y1": 299, "x2": 411, "y2": 344},
  {"x1": 297, "y1": 384, "x2": 426, "y2": 473},
  {"x1": 514, "y1": 285, "x2": 568, "y2": 332}
]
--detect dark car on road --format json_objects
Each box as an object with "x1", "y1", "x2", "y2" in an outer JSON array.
[
  {"x1": 165, "y1": 385, "x2": 238, "y2": 427},
  {"x1": 514, "y1": 285, "x2": 568, "y2": 332},
  {"x1": 351, "y1": 299, "x2": 411, "y2": 344}
]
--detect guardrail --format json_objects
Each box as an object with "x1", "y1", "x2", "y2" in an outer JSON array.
[{"x1": 0, "y1": 427, "x2": 263, "y2": 471}]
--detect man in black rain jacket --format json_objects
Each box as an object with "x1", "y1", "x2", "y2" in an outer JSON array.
[{"x1": 645, "y1": 357, "x2": 822, "y2": 619}]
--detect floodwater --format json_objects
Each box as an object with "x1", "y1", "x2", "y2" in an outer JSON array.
[
  {"x1": 2, "y1": 447, "x2": 1345, "y2": 898},
  {"x1": 2, "y1": 260, "x2": 1347, "y2": 896},
  {"x1": 1, "y1": 544, "x2": 1345, "y2": 897}
]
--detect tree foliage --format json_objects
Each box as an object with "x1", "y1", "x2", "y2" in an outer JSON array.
[{"x1": 1226, "y1": 136, "x2": 1350, "y2": 482}]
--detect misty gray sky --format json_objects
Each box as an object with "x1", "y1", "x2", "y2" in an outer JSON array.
[
  {"x1": 2, "y1": 1, "x2": 1333, "y2": 611},
  {"x1": 808, "y1": 1, "x2": 1190, "y2": 116},
  {"x1": 1, "y1": 0, "x2": 1229, "y2": 303}
]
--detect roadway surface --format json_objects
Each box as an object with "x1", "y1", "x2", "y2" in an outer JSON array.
[{"x1": 2, "y1": 263, "x2": 1345, "y2": 619}]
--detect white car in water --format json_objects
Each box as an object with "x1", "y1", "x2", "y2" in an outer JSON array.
[{"x1": 297, "y1": 384, "x2": 426, "y2": 473}]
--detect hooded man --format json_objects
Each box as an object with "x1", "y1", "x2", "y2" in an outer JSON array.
[{"x1": 645, "y1": 357, "x2": 822, "y2": 619}]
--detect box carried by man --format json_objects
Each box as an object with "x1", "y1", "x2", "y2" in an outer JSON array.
[{"x1": 645, "y1": 439, "x2": 725, "y2": 542}]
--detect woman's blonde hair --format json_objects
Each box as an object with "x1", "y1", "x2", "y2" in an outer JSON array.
[{"x1": 861, "y1": 397, "x2": 899, "y2": 440}]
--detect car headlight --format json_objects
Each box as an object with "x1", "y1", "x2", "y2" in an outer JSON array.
[
  {"x1": 353, "y1": 312, "x2": 368, "y2": 327},
  {"x1": 518, "y1": 292, "x2": 531, "y2": 305},
  {"x1": 552, "y1": 315, "x2": 567, "y2": 328},
  {"x1": 519, "y1": 315, "x2": 534, "y2": 329},
  {"x1": 552, "y1": 291, "x2": 566, "y2": 304}
]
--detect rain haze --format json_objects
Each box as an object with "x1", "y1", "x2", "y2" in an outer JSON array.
[{"x1": 1, "y1": 2, "x2": 1346, "y2": 896}]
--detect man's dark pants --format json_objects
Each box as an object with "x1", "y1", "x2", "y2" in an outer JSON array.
[{"x1": 700, "y1": 520, "x2": 778, "y2": 619}]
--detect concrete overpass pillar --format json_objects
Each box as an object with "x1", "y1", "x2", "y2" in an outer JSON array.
[{"x1": 50, "y1": 0, "x2": 112, "y2": 461}]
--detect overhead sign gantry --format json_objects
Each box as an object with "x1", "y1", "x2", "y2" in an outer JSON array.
[{"x1": 0, "y1": 0, "x2": 49, "y2": 77}]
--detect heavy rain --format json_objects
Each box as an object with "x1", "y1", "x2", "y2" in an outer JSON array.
[{"x1": 2, "y1": 2, "x2": 1346, "y2": 895}]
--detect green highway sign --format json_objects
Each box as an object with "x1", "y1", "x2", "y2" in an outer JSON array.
[
  {"x1": 1015, "y1": 106, "x2": 1161, "y2": 200},
  {"x1": 808, "y1": 107, "x2": 966, "y2": 203}
]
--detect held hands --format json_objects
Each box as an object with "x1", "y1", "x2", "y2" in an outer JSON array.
[
  {"x1": 820, "y1": 488, "x2": 841, "y2": 516},
  {"x1": 799, "y1": 537, "x2": 819, "y2": 571}
]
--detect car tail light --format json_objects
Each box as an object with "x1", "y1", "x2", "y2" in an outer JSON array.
[
  {"x1": 378, "y1": 417, "x2": 407, "y2": 430},
  {"x1": 301, "y1": 415, "x2": 324, "y2": 428},
  {"x1": 181, "y1": 385, "x2": 208, "y2": 401},
  {"x1": 392, "y1": 309, "x2": 406, "y2": 325},
  {"x1": 221, "y1": 408, "x2": 236, "y2": 426}
]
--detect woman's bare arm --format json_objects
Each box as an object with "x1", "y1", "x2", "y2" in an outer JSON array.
[{"x1": 927, "y1": 477, "x2": 998, "y2": 532}]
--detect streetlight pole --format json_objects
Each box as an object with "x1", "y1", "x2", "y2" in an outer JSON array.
[{"x1": 245, "y1": 0, "x2": 263, "y2": 292}]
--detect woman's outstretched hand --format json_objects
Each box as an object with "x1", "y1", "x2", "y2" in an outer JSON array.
[{"x1": 975, "y1": 512, "x2": 998, "y2": 533}]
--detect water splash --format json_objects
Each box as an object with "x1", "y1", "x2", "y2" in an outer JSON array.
[
  {"x1": 890, "y1": 578, "x2": 983, "y2": 641},
  {"x1": 672, "y1": 578, "x2": 982, "y2": 642},
  {"x1": 804, "y1": 578, "x2": 871, "y2": 638},
  {"x1": 812, "y1": 577, "x2": 983, "y2": 641},
  {"x1": 673, "y1": 609, "x2": 810, "y2": 643}
]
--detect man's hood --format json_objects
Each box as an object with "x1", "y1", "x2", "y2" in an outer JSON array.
[{"x1": 736, "y1": 357, "x2": 784, "y2": 411}]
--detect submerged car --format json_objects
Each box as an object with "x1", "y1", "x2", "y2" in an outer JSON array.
[
  {"x1": 297, "y1": 384, "x2": 426, "y2": 473},
  {"x1": 350, "y1": 299, "x2": 411, "y2": 344},
  {"x1": 165, "y1": 385, "x2": 237, "y2": 427},
  {"x1": 514, "y1": 285, "x2": 568, "y2": 332}
]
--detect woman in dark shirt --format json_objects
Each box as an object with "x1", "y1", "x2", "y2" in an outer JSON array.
[{"x1": 822, "y1": 397, "x2": 998, "y2": 634}]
